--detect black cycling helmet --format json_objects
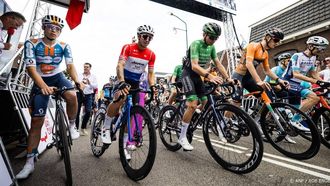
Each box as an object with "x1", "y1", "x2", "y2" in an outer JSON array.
[
  {"x1": 265, "y1": 28, "x2": 284, "y2": 40},
  {"x1": 203, "y1": 22, "x2": 221, "y2": 36},
  {"x1": 278, "y1": 52, "x2": 292, "y2": 61}
]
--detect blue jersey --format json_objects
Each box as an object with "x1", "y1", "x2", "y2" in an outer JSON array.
[
  {"x1": 264, "y1": 66, "x2": 285, "y2": 82},
  {"x1": 24, "y1": 38, "x2": 73, "y2": 77}
]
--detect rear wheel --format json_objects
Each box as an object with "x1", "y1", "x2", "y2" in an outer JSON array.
[
  {"x1": 260, "y1": 102, "x2": 320, "y2": 160},
  {"x1": 119, "y1": 105, "x2": 157, "y2": 181},
  {"x1": 56, "y1": 109, "x2": 73, "y2": 186},
  {"x1": 203, "y1": 103, "x2": 263, "y2": 174}
]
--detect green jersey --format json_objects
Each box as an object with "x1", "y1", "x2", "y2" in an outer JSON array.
[
  {"x1": 190, "y1": 39, "x2": 217, "y2": 69},
  {"x1": 172, "y1": 65, "x2": 183, "y2": 81}
]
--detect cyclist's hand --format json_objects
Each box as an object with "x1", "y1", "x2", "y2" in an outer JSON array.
[
  {"x1": 41, "y1": 85, "x2": 55, "y2": 95},
  {"x1": 118, "y1": 81, "x2": 130, "y2": 96},
  {"x1": 226, "y1": 78, "x2": 236, "y2": 85},
  {"x1": 208, "y1": 74, "x2": 222, "y2": 85},
  {"x1": 279, "y1": 79, "x2": 290, "y2": 89},
  {"x1": 257, "y1": 81, "x2": 271, "y2": 91}
]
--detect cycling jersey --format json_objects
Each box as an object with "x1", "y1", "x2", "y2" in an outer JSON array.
[
  {"x1": 283, "y1": 52, "x2": 316, "y2": 82},
  {"x1": 183, "y1": 40, "x2": 217, "y2": 69},
  {"x1": 172, "y1": 65, "x2": 183, "y2": 82},
  {"x1": 24, "y1": 38, "x2": 73, "y2": 77},
  {"x1": 264, "y1": 66, "x2": 285, "y2": 83},
  {"x1": 119, "y1": 43, "x2": 155, "y2": 82},
  {"x1": 235, "y1": 42, "x2": 269, "y2": 76}
]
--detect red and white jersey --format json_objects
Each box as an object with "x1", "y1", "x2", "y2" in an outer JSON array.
[{"x1": 119, "y1": 43, "x2": 155, "y2": 82}]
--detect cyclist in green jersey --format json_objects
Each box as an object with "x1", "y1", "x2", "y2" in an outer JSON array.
[
  {"x1": 180, "y1": 22, "x2": 234, "y2": 151},
  {"x1": 168, "y1": 61, "x2": 183, "y2": 105}
]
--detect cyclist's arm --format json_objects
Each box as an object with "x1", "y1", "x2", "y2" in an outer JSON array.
[
  {"x1": 264, "y1": 65, "x2": 279, "y2": 81},
  {"x1": 310, "y1": 70, "x2": 323, "y2": 82},
  {"x1": 26, "y1": 66, "x2": 48, "y2": 89},
  {"x1": 293, "y1": 70, "x2": 318, "y2": 84},
  {"x1": 191, "y1": 58, "x2": 210, "y2": 77},
  {"x1": 66, "y1": 64, "x2": 79, "y2": 84},
  {"x1": 214, "y1": 58, "x2": 230, "y2": 80},
  {"x1": 171, "y1": 75, "x2": 176, "y2": 84},
  {"x1": 148, "y1": 69, "x2": 155, "y2": 86},
  {"x1": 116, "y1": 59, "x2": 125, "y2": 82}
]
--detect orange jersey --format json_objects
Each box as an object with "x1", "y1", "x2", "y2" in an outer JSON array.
[{"x1": 235, "y1": 42, "x2": 269, "y2": 75}]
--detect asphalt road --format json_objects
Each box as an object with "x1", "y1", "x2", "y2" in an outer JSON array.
[{"x1": 12, "y1": 128, "x2": 330, "y2": 186}]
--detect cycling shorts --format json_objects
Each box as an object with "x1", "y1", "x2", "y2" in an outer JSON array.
[
  {"x1": 231, "y1": 72, "x2": 263, "y2": 102},
  {"x1": 181, "y1": 68, "x2": 207, "y2": 102},
  {"x1": 29, "y1": 72, "x2": 73, "y2": 117}
]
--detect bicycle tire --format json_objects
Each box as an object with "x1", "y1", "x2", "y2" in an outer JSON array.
[
  {"x1": 90, "y1": 108, "x2": 109, "y2": 157},
  {"x1": 312, "y1": 107, "x2": 330, "y2": 149},
  {"x1": 56, "y1": 108, "x2": 73, "y2": 186},
  {"x1": 158, "y1": 105, "x2": 182, "y2": 151},
  {"x1": 119, "y1": 105, "x2": 157, "y2": 181},
  {"x1": 203, "y1": 103, "x2": 263, "y2": 174},
  {"x1": 260, "y1": 102, "x2": 320, "y2": 160}
]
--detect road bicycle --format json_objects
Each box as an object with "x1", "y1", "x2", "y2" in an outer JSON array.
[
  {"x1": 243, "y1": 84, "x2": 320, "y2": 160},
  {"x1": 158, "y1": 82, "x2": 263, "y2": 174},
  {"x1": 90, "y1": 88, "x2": 157, "y2": 181}
]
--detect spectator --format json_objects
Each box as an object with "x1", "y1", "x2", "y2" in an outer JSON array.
[
  {"x1": 76, "y1": 62, "x2": 98, "y2": 136},
  {"x1": 319, "y1": 57, "x2": 330, "y2": 82}
]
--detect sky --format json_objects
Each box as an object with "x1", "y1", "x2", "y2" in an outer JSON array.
[{"x1": 7, "y1": 0, "x2": 299, "y2": 88}]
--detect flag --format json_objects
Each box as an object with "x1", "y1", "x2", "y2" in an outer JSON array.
[{"x1": 66, "y1": 0, "x2": 85, "y2": 30}]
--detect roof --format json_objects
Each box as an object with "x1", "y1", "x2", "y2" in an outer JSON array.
[{"x1": 249, "y1": 0, "x2": 330, "y2": 42}]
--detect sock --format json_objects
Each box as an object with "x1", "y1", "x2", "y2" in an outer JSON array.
[
  {"x1": 69, "y1": 119, "x2": 76, "y2": 128},
  {"x1": 104, "y1": 115, "x2": 113, "y2": 130},
  {"x1": 123, "y1": 133, "x2": 128, "y2": 148},
  {"x1": 179, "y1": 122, "x2": 189, "y2": 140},
  {"x1": 26, "y1": 149, "x2": 38, "y2": 167}
]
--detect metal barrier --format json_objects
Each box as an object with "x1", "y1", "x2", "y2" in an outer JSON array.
[{"x1": 0, "y1": 136, "x2": 17, "y2": 186}]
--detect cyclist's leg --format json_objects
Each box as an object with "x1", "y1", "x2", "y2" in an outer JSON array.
[{"x1": 16, "y1": 86, "x2": 49, "y2": 179}]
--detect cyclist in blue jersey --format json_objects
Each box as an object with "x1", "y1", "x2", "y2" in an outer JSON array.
[
  {"x1": 16, "y1": 15, "x2": 84, "y2": 179},
  {"x1": 282, "y1": 36, "x2": 330, "y2": 131}
]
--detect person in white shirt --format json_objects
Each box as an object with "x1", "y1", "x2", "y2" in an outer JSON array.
[
  {"x1": 319, "y1": 57, "x2": 330, "y2": 82},
  {"x1": 76, "y1": 62, "x2": 98, "y2": 135}
]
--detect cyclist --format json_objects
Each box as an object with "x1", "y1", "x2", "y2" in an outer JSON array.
[
  {"x1": 16, "y1": 15, "x2": 84, "y2": 179},
  {"x1": 167, "y1": 62, "x2": 183, "y2": 105},
  {"x1": 179, "y1": 22, "x2": 234, "y2": 151},
  {"x1": 319, "y1": 57, "x2": 330, "y2": 82},
  {"x1": 102, "y1": 25, "x2": 157, "y2": 156},
  {"x1": 282, "y1": 36, "x2": 330, "y2": 131},
  {"x1": 99, "y1": 76, "x2": 116, "y2": 104}
]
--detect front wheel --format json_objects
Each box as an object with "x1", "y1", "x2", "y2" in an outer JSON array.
[
  {"x1": 260, "y1": 102, "x2": 320, "y2": 160},
  {"x1": 56, "y1": 108, "x2": 73, "y2": 186},
  {"x1": 119, "y1": 105, "x2": 157, "y2": 181},
  {"x1": 203, "y1": 103, "x2": 263, "y2": 174},
  {"x1": 90, "y1": 108, "x2": 109, "y2": 157}
]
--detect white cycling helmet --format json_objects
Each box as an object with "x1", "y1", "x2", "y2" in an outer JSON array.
[
  {"x1": 137, "y1": 25, "x2": 154, "y2": 35},
  {"x1": 42, "y1": 15, "x2": 65, "y2": 28},
  {"x1": 306, "y1": 36, "x2": 329, "y2": 49}
]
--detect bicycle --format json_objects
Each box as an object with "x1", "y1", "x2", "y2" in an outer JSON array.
[
  {"x1": 90, "y1": 88, "x2": 157, "y2": 181},
  {"x1": 158, "y1": 82, "x2": 263, "y2": 174},
  {"x1": 242, "y1": 83, "x2": 321, "y2": 160},
  {"x1": 46, "y1": 87, "x2": 75, "y2": 186},
  {"x1": 308, "y1": 84, "x2": 330, "y2": 148}
]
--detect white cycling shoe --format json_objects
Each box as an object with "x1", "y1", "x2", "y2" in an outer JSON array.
[
  {"x1": 178, "y1": 137, "x2": 194, "y2": 151},
  {"x1": 124, "y1": 149, "x2": 131, "y2": 161},
  {"x1": 70, "y1": 126, "x2": 80, "y2": 140},
  {"x1": 101, "y1": 128, "x2": 112, "y2": 145},
  {"x1": 16, "y1": 163, "x2": 34, "y2": 179},
  {"x1": 290, "y1": 121, "x2": 310, "y2": 132}
]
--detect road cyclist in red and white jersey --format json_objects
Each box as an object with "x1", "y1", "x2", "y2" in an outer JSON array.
[
  {"x1": 102, "y1": 25, "x2": 157, "y2": 159},
  {"x1": 16, "y1": 15, "x2": 85, "y2": 179}
]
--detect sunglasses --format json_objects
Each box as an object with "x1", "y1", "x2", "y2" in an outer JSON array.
[
  {"x1": 208, "y1": 35, "x2": 219, "y2": 41},
  {"x1": 315, "y1": 46, "x2": 326, "y2": 52},
  {"x1": 141, "y1": 34, "x2": 153, "y2": 41},
  {"x1": 272, "y1": 38, "x2": 280, "y2": 43},
  {"x1": 45, "y1": 24, "x2": 62, "y2": 32}
]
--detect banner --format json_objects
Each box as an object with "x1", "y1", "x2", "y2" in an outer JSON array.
[{"x1": 66, "y1": 0, "x2": 86, "y2": 30}]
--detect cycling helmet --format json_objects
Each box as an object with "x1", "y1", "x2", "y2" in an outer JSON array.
[
  {"x1": 278, "y1": 52, "x2": 292, "y2": 61},
  {"x1": 203, "y1": 22, "x2": 221, "y2": 36},
  {"x1": 306, "y1": 36, "x2": 329, "y2": 48},
  {"x1": 42, "y1": 15, "x2": 65, "y2": 28},
  {"x1": 265, "y1": 28, "x2": 284, "y2": 40},
  {"x1": 137, "y1": 25, "x2": 154, "y2": 35}
]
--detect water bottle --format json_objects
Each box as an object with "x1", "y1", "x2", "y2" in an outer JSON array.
[{"x1": 285, "y1": 109, "x2": 293, "y2": 119}]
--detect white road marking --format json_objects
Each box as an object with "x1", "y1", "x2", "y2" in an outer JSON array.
[{"x1": 194, "y1": 135, "x2": 249, "y2": 150}]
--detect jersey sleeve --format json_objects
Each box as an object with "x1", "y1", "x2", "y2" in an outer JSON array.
[
  {"x1": 119, "y1": 44, "x2": 131, "y2": 62},
  {"x1": 190, "y1": 41, "x2": 199, "y2": 60},
  {"x1": 63, "y1": 43, "x2": 73, "y2": 65},
  {"x1": 245, "y1": 43, "x2": 256, "y2": 62},
  {"x1": 23, "y1": 40, "x2": 36, "y2": 67},
  {"x1": 291, "y1": 54, "x2": 300, "y2": 72},
  {"x1": 148, "y1": 51, "x2": 155, "y2": 71},
  {"x1": 211, "y1": 46, "x2": 217, "y2": 60}
]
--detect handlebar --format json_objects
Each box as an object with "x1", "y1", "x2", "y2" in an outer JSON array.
[
  {"x1": 112, "y1": 87, "x2": 155, "y2": 104},
  {"x1": 204, "y1": 81, "x2": 236, "y2": 98}
]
